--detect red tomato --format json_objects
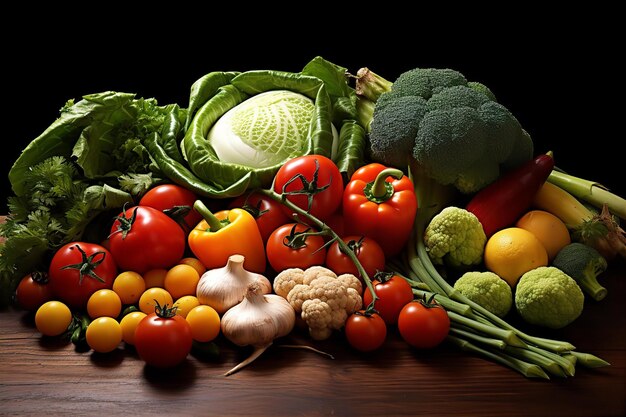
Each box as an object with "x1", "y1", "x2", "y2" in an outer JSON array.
[
  {"x1": 325, "y1": 236, "x2": 385, "y2": 282},
  {"x1": 363, "y1": 273, "x2": 414, "y2": 325},
  {"x1": 397, "y1": 298, "x2": 450, "y2": 349},
  {"x1": 229, "y1": 191, "x2": 291, "y2": 243},
  {"x1": 134, "y1": 305, "x2": 193, "y2": 368},
  {"x1": 345, "y1": 310, "x2": 387, "y2": 352},
  {"x1": 139, "y1": 184, "x2": 202, "y2": 232},
  {"x1": 48, "y1": 242, "x2": 118, "y2": 309},
  {"x1": 324, "y1": 210, "x2": 345, "y2": 239},
  {"x1": 108, "y1": 206, "x2": 186, "y2": 274},
  {"x1": 15, "y1": 272, "x2": 53, "y2": 311},
  {"x1": 266, "y1": 223, "x2": 327, "y2": 271},
  {"x1": 273, "y1": 155, "x2": 343, "y2": 221}
]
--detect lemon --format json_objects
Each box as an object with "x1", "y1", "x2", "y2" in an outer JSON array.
[{"x1": 484, "y1": 227, "x2": 548, "y2": 287}]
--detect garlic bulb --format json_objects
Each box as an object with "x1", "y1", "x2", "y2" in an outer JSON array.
[
  {"x1": 196, "y1": 254, "x2": 272, "y2": 314},
  {"x1": 221, "y1": 282, "x2": 296, "y2": 375}
]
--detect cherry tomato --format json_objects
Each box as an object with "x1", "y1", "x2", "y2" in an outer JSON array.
[
  {"x1": 164, "y1": 264, "x2": 200, "y2": 299},
  {"x1": 143, "y1": 269, "x2": 167, "y2": 289},
  {"x1": 397, "y1": 298, "x2": 450, "y2": 349},
  {"x1": 35, "y1": 300, "x2": 73, "y2": 337},
  {"x1": 344, "y1": 310, "x2": 387, "y2": 352},
  {"x1": 363, "y1": 272, "x2": 414, "y2": 325},
  {"x1": 15, "y1": 272, "x2": 53, "y2": 311},
  {"x1": 87, "y1": 289, "x2": 122, "y2": 319},
  {"x1": 325, "y1": 236, "x2": 386, "y2": 282},
  {"x1": 134, "y1": 304, "x2": 193, "y2": 368},
  {"x1": 139, "y1": 184, "x2": 202, "y2": 232},
  {"x1": 186, "y1": 305, "x2": 221, "y2": 342},
  {"x1": 229, "y1": 191, "x2": 291, "y2": 243},
  {"x1": 173, "y1": 295, "x2": 200, "y2": 318},
  {"x1": 178, "y1": 257, "x2": 206, "y2": 277},
  {"x1": 138, "y1": 287, "x2": 174, "y2": 314},
  {"x1": 48, "y1": 242, "x2": 118, "y2": 309},
  {"x1": 266, "y1": 223, "x2": 327, "y2": 271},
  {"x1": 119, "y1": 311, "x2": 147, "y2": 345},
  {"x1": 112, "y1": 271, "x2": 146, "y2": 305},
  {"x1": 109, "y1": 205, "x2": 186, "y2": 274},
  {"x1": 86, "y1": 317, "x2": 122, "y2": 353},
  {"x1": 273, "y1": 155, "x2": 343, "y2": 221}
]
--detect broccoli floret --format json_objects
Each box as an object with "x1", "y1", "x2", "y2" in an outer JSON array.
[
  {"x1": 424, "y1": 206, "x2": 486, "y2": 269},
  {"x1": 367, "y1": 68, "x2": 533, "y2": 194},
  {"x1": 453, "y1": 271, "x2": 512, "y2": 318},
  {"x1": 553, "y1": 243, "x2": 608, "y2": 302},
  {"x1": 515, "y1": 266, "x2": 584, "y2": 329}
]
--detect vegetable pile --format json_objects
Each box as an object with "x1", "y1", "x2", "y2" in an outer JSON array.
[{"x1": 2, "y1": 56, "x2": 625, "y2": 380}]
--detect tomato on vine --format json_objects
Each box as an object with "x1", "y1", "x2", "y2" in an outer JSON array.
[
  {"x1": 273, "y1": 155, "x2": 343, "y2": 221},
  {"x1": 139, "y1": 184, "x2": 202, "y2": 232},
  {"x1": 325, "y1": 236, "x2": 385, "y2": 282},
  {"x1": 363, "y1": 272, "x2": 414, "y2": 325},
  {"x1": 266, "y1": 223, "x2": 327, "y2": 271}
]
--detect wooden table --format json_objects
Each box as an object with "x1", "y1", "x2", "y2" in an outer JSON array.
[{"x1": 1, "y1": 249, "x2": 625, "y2": 416}]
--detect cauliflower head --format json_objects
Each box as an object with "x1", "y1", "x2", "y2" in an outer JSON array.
[
  {"x1": 454, "y1": 271, "x2": 512, "y2": 317},
  {"x1": 425, "y1": 206, "x2": 486, "y2": 268},
  {"x1": 515, "y1": 266, "x2": 584, "y2": 329},
  {"x1": 274, "y1": 266, "x2": 362, "y2": 340}
]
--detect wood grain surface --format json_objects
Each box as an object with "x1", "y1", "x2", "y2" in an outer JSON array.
[{"x1": 1, "y1": 225, "x2": 625, "y2": 416}]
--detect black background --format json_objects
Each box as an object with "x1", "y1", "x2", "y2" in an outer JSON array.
[{"x1": 2, "y1": 19, "x2": 621, "y2": 213}]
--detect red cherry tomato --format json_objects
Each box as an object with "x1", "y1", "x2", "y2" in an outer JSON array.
[
  {"x1": 229, "y1": 191, "x2": 291, "y2": 243},
  {"x1": 363, "y1": 272, "x2": 414, "y2": 325},
  {"x1": 273, "y1": 155, "x2": 343, "y2": 221},
  {"x1": 397, "y1": 298, "x2": 450, "y2": 349},
  {"x1": 325, "y1": 236, "x2": 385, "y2": 282},
  {"x1": 15, "y1": 272, "x2": 53, "y2": 311},
  {"x1": 108, "y1": 206, "x2": 186, "y2": 274},
  {"x1": 139, "y1": 184, "x2": 202, "y2": 233},
  {"x1": 48, "y1": 242, "x2": 118, "y2": 309},
  {"x1": 345, "y1": 310, "x2": 387, "y2": 352},
  {"x1": 266, "y1": 223, "x2": 327, "y2": 271},
  {"x1": 134, "y1": 304, "x2": 193, "y2": 368}
]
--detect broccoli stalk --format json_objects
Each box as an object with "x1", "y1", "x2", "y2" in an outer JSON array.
[
  {"x1": 553, "y1": 243, "x2": 608, "y2": 302},
  {"x1": 359, "y1": 67, "x2": 609, "y2": 377}
]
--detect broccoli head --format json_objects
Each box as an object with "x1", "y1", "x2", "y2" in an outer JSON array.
[{"x1": 368, "y1": 68, "x2": 533, "y2": 194}]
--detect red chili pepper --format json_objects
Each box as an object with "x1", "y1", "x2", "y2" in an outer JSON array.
[
  {"x1": 466, "y1": 152, "x2": 555, "y2": 237},
  {"x1": 342, "y1": 163, "x2": 418, "y2": 257}
]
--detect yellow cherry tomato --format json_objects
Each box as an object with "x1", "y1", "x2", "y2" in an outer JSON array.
[
  {"x1": 164, "y1": 264, "x2": 200, "y2": 299},
  {"x1": 112, "y1": 271, "x2": 146, "y2": 305},
  {"x1": 186, "y1": 305, "x2": 220, "y2": 342},
  {"x1": 87, "y1": 289, "x2": 122, "y2": 319},
  {"x1": 86, "y1": 317, "x2": 122, "y2": 353},
  {"x1": 173, "y1": 295, "x2": 200, "y2": 318},
  {"x1": 119, "y1": 311, "x2": 147, "y2": 345},
  {"x1": 35, "y1": 300, "x2": 72, "y2": 337},
  {"x1": 138, "y1": 287, "x2": 174, "y2": 314},
  {"x1": 143, "y1": 268, "x2": 168, "y2": 289},
  {"x1": 178, "y1": 257, "x2": 206, "y2": 277}
]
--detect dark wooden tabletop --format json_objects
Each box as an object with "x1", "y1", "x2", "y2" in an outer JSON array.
[{"x1": 1, "y1": 242, "x2": 625, "y2": 417}]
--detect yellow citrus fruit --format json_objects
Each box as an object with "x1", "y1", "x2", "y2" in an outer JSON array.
[
  {"x1": 515, "y1": 210, "x2": 571, "y2": 261},
  {"x1": 484, "y1": 227, "x2": 548, "y2": 287}
]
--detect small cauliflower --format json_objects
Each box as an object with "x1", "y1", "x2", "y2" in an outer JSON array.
[
  {"x1": 425, "y1": 206, "x2": 486, "y2": 269},
  {"x1": 453, "y1": 271, "x2": 512, "y2": 317},
  {"x1": 515, "y1": 266, "x2": 584, "y2": 329},
  {"x1": 273, "y1": 266, "x2": 363, "y2": 340}
]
